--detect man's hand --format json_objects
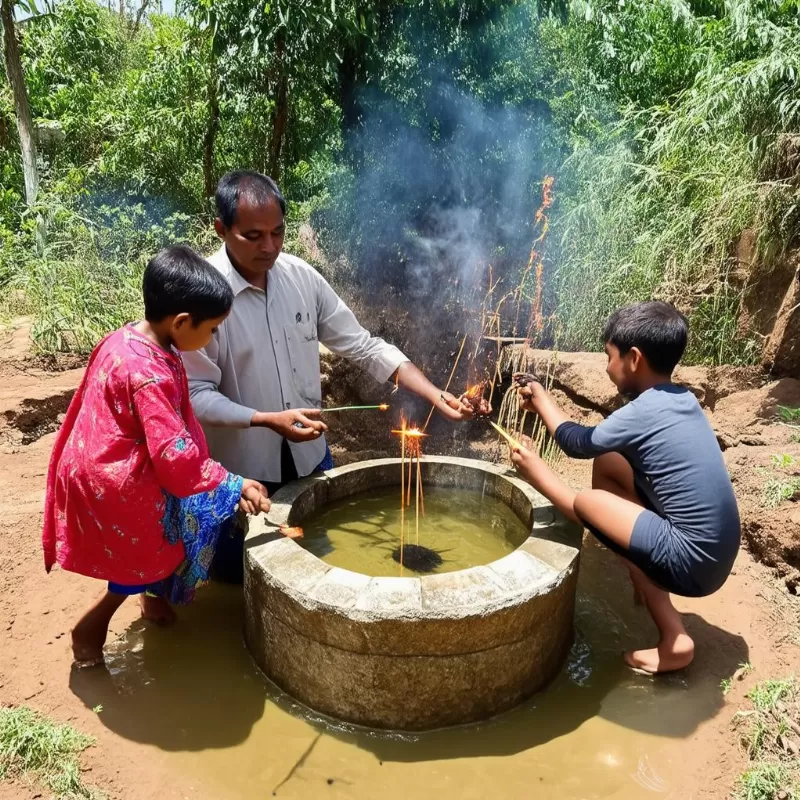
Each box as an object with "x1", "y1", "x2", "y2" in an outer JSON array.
[
  {"x1": 436, "y1": 390, "x2": 493, "y2": 422},
  {"x1": 239, "y1": 479, "x2": 270, "y2": 515},
  {"x1": 438, "y1": 390, "x2": 471, "y2": 421},
  {"x1": 251, "y1": 409, "x2": 328, "y2": 442}
]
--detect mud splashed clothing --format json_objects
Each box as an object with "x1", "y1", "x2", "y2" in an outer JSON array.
[{"x1": 42, "y1": 326, "x2": 242, "y2": 587}]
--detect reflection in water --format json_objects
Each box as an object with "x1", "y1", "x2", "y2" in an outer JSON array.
[{"x1": 69, "y1": 541, "x2": 748, "y2": 800}]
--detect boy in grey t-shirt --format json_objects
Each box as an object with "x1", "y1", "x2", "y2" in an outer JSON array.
[{"x1": 511, "y1": 301, "x2": 740, "y2": 674}]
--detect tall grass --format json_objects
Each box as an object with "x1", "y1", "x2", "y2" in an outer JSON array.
[{"x1": 549, "y1": 10, "x2": 800, "y2": 365}]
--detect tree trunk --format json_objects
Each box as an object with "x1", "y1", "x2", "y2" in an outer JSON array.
[
  {"x1": 131, "y1": 0, "x2": 149, "y2": 36},
  {"x1": 267, "y1": 33, "x2": 287, "y2": 182},
  {"x1": 1, "y1": 0, "x2": 39, "y2": 207},
  {"x1": 119, "y1": 0, "x2": 124, "y2": 18},
  {"x1": 202, "y1": 53, "x2": 219, "y2": 198}
]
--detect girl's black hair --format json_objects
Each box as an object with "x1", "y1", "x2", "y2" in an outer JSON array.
[
  {"x1": 603, "y1": 301, "x2": 688, "y2": 374},
  {"x1": 215, "y1": 170, "x2": 286, "y2": 228},
  {"x1": 143, "y1": 245, "x2": 233, "y2": 324}
]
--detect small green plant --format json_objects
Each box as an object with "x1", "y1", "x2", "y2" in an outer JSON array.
[
  {"x1": 722, "y1": 677, "x2": 733, "y2": 695},
  {"x1": 0, "y1": 706, "x2": 101, "y2": 799},
  {"x1": 747, "y1": 678, "x2": 794, "y2": 712},
  {"x1": 791, "y1": 433, "x2": 800, "y2": 444},
  {"x1": 762, "y1": 478, "x2": 800, "y2": 509},
  {"x1": 734, "y1": 677, "x2": 799, "y2": 799},
  {"x1": 736, "y1": 762, "x2": 795, "y2": 800},
  {"x1": 778, "y1": 406, "x2": 800, "y2": 425},
  {"x1": 771, "y1": 454, "x2": 797, "y2": 470}
]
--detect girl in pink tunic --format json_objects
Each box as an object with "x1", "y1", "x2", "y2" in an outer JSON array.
[{"x1": 43, "y1": 246, "x2": 269, "y2": 666}]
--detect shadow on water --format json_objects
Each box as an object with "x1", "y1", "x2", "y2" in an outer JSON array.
[
  {"x1": 69, "y1": 538, "x2": 748, "y2": 787},
  {"x1": 69, "y1": 588, "x2": 268, "y2": 753}
]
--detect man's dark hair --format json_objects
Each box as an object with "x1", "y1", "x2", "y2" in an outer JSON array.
[
  {"x1": 215, "y1": 170, "x2": 286, "y2": 228},
  {"x1": 603, "y1": 301, "x2": 688, "y2": 374},
  {"x1": 143, "y1": 244, "x2": 233, "y2": 324}
]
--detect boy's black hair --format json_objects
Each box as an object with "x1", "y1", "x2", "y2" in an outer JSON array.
[
  {"x1": 143, "y1": 244, "x2": 233, "y2": 324},
  {"x1": 215, "y1": 170, "x2": 286, "y2": 228},
  {"x1": 603, "y1": 301, "x2": 688, "y2": 374}
]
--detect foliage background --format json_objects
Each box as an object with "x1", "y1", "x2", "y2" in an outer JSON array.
[{"x1": 1, "y1": 0, "x2": 799, "y2": 363}]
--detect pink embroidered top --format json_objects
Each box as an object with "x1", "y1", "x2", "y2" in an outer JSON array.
[{"x1": 43, "y1": 326, "x2": 233, "y2": 585}]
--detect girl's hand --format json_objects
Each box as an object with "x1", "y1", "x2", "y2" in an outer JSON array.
[{"x1": 240, "y1": 479, "x2": 270, "y2": 515}]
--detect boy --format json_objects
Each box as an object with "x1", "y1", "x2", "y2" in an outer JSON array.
[{"x1": 511, "y1": 301, "x2": 740, "y2": 674}]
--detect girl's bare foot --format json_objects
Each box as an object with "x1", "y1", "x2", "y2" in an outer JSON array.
[
  {"x1": 140, "y1": 594, "x2": 177, "y2": 626},
  {"x1": 71, "y1": 590, "x2": 128, "y2": 667},
  {"x1": 624, "y1": 633, "x2": 695, "y2": 674},
  {"x1": 71, "y1": 624, "x2": 106, "y2": 666}
]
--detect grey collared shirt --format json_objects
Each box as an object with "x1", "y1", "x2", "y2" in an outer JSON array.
[{"x1": 183, "y1": 246, "x2": 408, "y2": 481}]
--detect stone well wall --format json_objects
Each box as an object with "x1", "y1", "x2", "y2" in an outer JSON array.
[{"x1": 244, "y1": 457, "x2": 582, "y2": 731}]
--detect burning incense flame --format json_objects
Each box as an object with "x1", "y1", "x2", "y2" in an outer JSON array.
[
  {"x1": 464, "y1": 383, "x2": 484, "y2": 399},
  {"x1": 393, "y1": 427, "x2": 426, "y2": 438},
  {"x1": 393, "y1": 418, "x2": 426, "y2": 563}
]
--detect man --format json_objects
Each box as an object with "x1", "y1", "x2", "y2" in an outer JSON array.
[{"x1": 183, "y1": 171, "x2": 485, "y2": 582}]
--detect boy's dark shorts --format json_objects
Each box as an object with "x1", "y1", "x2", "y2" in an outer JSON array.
[{"x1": 585, "y1": 484, "x2": 733, "y2": 598}]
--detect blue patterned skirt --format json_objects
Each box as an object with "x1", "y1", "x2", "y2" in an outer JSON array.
[{"x1": 150, "y1": 473, "x2": 243, "y2": 605}]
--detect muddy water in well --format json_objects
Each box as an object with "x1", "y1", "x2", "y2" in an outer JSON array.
[
  {"x1": 299, "y1": 487, "x2": 528, "y2": 575},
  {"x1": 68, "y1": 541, "x2": 737, "y2": 800}
]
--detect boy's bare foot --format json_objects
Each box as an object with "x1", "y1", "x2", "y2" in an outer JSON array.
[
  {"x1": 140, "y1": 594, "x2": 177, "y2": 626},
  {"x1": 624, "y1": 633, "x2": 695, "y2": 674}
]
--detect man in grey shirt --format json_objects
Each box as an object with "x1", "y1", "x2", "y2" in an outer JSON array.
[
  {"x1": 183, "y1": 171, "x2": 487, "y2": 580},
  {"x1": 511, "y1": 302, "x2": 740, "y2": 675}
]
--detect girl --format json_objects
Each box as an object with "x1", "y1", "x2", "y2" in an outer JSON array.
[{"x1": 42, "y1": 245, "x2": 270, "y2": 667}]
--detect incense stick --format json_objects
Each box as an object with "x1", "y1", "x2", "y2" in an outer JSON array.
[
  {"x1": 490, "y1": 420, "x2": 522, "y2": 450},
  {"x1": 322, "y1": 405, "x2": 389, "y2": 413},
  {"x1": 424, "y1": 332, "x2": 467, "y2": 431},
  {"x1": 415, "y1": 454, "x2": 421, "y2": 545},
  {"x1": 400, "y1": 434, "x2": 405, "y2": 574}
]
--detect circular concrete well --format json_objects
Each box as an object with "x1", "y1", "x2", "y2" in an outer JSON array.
[{"x1": 243, "y1": 456, "x2": 582, "y2": 731}]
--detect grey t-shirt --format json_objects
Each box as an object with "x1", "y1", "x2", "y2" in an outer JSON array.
[{"x1": 555, "y1": 384, "x2": 740, "y2": 569}]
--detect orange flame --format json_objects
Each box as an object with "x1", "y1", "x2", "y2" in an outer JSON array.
[
  {"x1": 464, "y1": 382, "x2": 486, "y2": 399},
  {"x1": 379, "y1": 403, "x2": 390, "y2": 411}
]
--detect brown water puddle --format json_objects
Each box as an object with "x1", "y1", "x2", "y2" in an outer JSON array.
[{"x1": 68, "y1": 542, "x2": 746, "y2": 800}]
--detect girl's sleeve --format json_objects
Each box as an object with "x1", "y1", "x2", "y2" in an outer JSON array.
[{"x1": 131, "y1": 374, "x2": 232, "y2": 498}]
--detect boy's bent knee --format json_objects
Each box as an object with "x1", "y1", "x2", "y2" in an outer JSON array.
[{"x1": 592, "y1": 452, "x2": 636, "y2": 497}]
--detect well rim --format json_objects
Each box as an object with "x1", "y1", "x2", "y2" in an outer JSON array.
[{"x1": 244, "y1": 456, "x2": 581, "y2": 623}]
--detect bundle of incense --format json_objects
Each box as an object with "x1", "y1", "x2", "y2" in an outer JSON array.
[
  {"x1": 322, "y1": 404, "x2": 389, "y2": 413},
  {"x1": 512, "y1": 372, "x2": 538, "y2": 387},
  {"x1": 489, "y1": 421, "x2": 522, "y2": 450}
]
